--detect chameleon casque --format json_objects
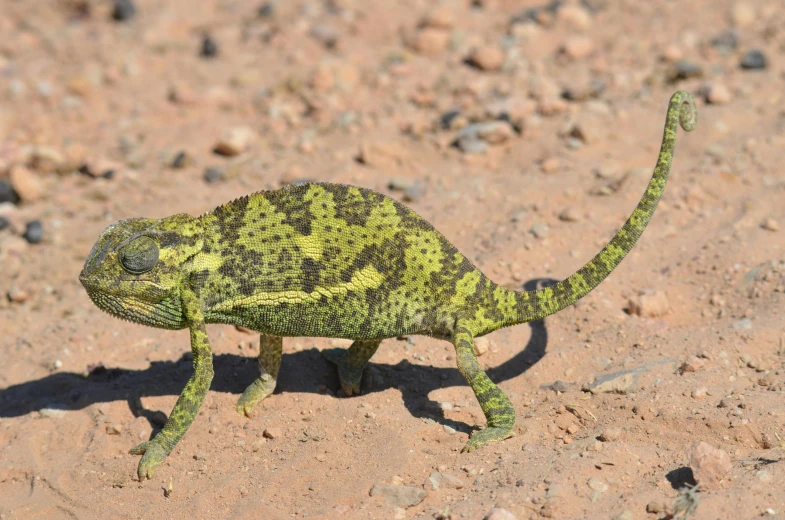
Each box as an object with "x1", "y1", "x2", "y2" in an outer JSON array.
[{"x1": 80, "y1": 91, "x2": 696, "y2": 480}]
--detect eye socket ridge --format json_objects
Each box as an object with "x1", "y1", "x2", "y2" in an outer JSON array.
[{"x1": 119, "y1": 236, "x2": 159, "y2": 274}]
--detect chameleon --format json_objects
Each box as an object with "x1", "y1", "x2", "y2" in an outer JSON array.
[{"x1": 79, "y1": 91, "x2": 696, "y2": 480}]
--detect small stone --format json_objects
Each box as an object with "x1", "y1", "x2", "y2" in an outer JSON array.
[
  {"x1": 370, "y1": 484, "x2": 426, "y2": 508},
  {"x1": 732, "y1": 318, "x2": 752, "y2": 330},
  {"x1": 540, "y1": 157, "x2": 560, "y2": 173},
  {"x1": 169, "y1": 151, "x2": 190, "y2": 169},
  {"x1": 561, "y1": 36, "x2": 594, "y2": 59},
  {"x1": 310, "y1": 24, "x2": 340, "y2": 49},
  {"x1": 661, "y1": 44, "x2": 683, "y2": 63},
  {"x1": 667, "y1": 61, "x2": 703, "y2": 82},
  {"x1": 7, "y1": 287, "x2": 30, "y2": 303},
  {"x1": 23, "y1": 220, "x2": 43, "y2": 244},
  {"x1": 704, "y1": 83, "x2": 732, "y2": 105},
  {"x1": 691, "y1": 387, "x2": 708, "y2": 399},
  {"x1": 680, "y1": 356, "x2": 706, "y2": 373},
  {"x1": 587, "y1": 478, "x2": 608, "y2": 492},
  {"x1": 424, "y1": 472, "x2": 466, "y2": 491},
  {"x1": 194, "y1": 452, "x2": 207, "y2": 460},
  {"x1": 612, "y1": 511, "x2": 633, "y2": 520},
  {"x1": 200, "y1": 34, "x2": 219, "y2": 59},
  {"x1": 106, "y1": 423, "x2": 123, "y2": 435},
  {"x1": 740, "y1": 49, "x2": 767, "y2": 70},
  {"x1": 485, "y1": 508, "x2": 517, "y2": 520},
  {"x1": 111, "y1": 0, "x2": 136, "y2": 21},
  {"x1": 558, "y1": 207, "x2": 580, "y2": 222},
  {"x1": 646, "y1": 501, "x2": 665, "y2": 514},
  {"x1": 625, "y1": 289, "x2": 670, "y2": 318},
  {"x1": 473, "y1": 337, "x2": 490, "y2": 356},
  {"x1": 756, "y1": 470, "x2": 772, "y2": 483},
  {"x1": 711, "y1": 30, "x2": 739, "y2": 52},
  {"x1": 9, "y1": 166, "x2": 43, "y2": 203},
  {"x1": 530, "y1": 222, "x2": 549, "y2": 239},
  {"x1": 455, "y1": 121, "x2": 514, "y2": 151},
  {"x1": 214, "y1": 127, "x2": 257, "y2": 156},
  {"x1": 263, "y1": 427, "x2": 281, "y2": 439},
  {"x1": 761, "y1": 218, "x2": 779, "y2": 232},
  {"x1": 0, "y1": 179, "x2": 20, "y2": 204},
  {"x1": 467, "y1": 46, "x2": 505, "y2": 71},
  {"x1": 443, "y1": 425, "x2": 456, "y2": 435},
  {"x1": 557, "y1": 5, "x2": 591, "y2": 29},
  {"x1": 730, "y1": 2, "x2": 756, "y2": 27},
  {"x1": 584, "y1": 370, "x2": 636, "y2": 395},
  {"x1": 203, "y1": 167, "x2": 224, "y2": 184},
  {"x1": 40, "y1": 407, "x2": 67, "y2": 419},
  {"x1": 403, "y1": 182, "x2": 427, "y2": 203},
  {"x1": 599, "y1": 427, "x2": 622, "y2": 442},
  {"x1": 409, "y1": 27, "x2": 450, "y2": 55},
  {"x1": 257, "y1": 2, "x2": 275, "y2": 17},
  {"x1": 689, "y1": 441, "x2": 732, "y2": 488}
]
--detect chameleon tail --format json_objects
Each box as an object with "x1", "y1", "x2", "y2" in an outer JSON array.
[{"x1": 507, "y1": 90, "x2": 697, "y2": 325}]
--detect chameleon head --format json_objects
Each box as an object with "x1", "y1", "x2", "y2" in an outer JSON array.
[{"x1": 79, "y1": 214, "x2": 202, "y2": 329}]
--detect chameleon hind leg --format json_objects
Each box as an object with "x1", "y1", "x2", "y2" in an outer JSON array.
[
  {"x1": 322, "y1": 339, "x2": 381, "y2": 396},
  {"x1": 452, "y1": 324, "x2": 515, "y2": 452},
  {"x1": 236, "y1": 334, "x2": 282, "y2": 417}
]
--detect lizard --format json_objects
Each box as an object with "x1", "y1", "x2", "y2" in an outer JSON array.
[{"x1": 79, "y1": 91, "x2": 696, "y2": 480}]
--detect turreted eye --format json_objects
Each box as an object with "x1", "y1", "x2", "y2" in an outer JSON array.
[{"x1": 119, "y1": 236, "x2": 159, "y2": 274}]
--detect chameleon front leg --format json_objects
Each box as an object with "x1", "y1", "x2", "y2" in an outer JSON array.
[
  {"x1": 236, "y1": 334, "x2": 282, "y2": 417},
  {"x1": 129, "y1": 290, "x2": 213, "y2": 480},
  {"x1": 452, "y1": 324, "x2": 515, "y2": 452},
  {"x1": 322, "y1": 339, "x2": 381, "y2": 396}
]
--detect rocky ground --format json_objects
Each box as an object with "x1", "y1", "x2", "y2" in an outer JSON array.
[{"x1": 1, "y1": 0, "x2": 784, "y2": 519}]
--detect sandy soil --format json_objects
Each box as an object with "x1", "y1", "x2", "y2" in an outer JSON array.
[{"x1": 1, "y1": 0, "x2": 784, "y2": 518}]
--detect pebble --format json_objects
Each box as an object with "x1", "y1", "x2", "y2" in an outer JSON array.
[
  {"x1": 473, "y1": 337, "x2": 490, "y2": 356},
  {"x1": 194, "y1": 452, "x2": 207, "y2": 461},
  {"x1": 732, "y1": 318, "x2": 752, "y2": 330},
  {"x1": 214, "y1": 127, "x2": 257, "y2": 156},
  {"x1": 422, "y1": 4, "x2": 454, "y2": 29},
  {"x1": 557, "y1": 5, "x2": 591, "y2": 29},
  {"x1": 584, "y1": 370, "x2": 636, "y2": 394},
  {"x1": 558, "y1": 207, "x2": 581, "y2": 222},
  {"x1": 7, "y1": 287, "x2": 30, "y2": 303},
  {"x1": 667, "y1": 61, "x2": 703, "y2": 82},
  {"x1": 424, "y1": 471, "x2": 466, "y2": 491},
  {"x1": 40, "y1": 408, "x2": 67, "y2": 419},
  {"x1": 0, "y1": 216, "x2": 9, "y2": 231},
  {"x1": 485, "y1": 508, "x2": 517, "y2": 520},
  {"x1": 0, "y1": 179, "x2": 19, "y2": 204},
  {"x1": 730, "y1": 2, "x2": 756, "y2": 27},
  {"x1": 23, "y1": 220, "x2": 43, "y2": 244},
  {"x1": 258, "y1": 2, "x2": 275, "y2": 17},
  {"x1": 561, "y1": 36, "x2": 594, "y2": 59},
  {"x1": 689, "y1": 441, "x2": 732, "y2": 488},
  {"x1": 691, "y1": 387, "x2": 708, "y2": 399},
  {"x1": 587, "y1": 478, "x2": 608, "y2": 492},
  {"x1": 203, "y1": 167, "x2": 224, "y2": 184},
  {"x1": 455, "y1": 121, "x2": 514, "y2": 152},
  {"x1": 112, "y1": 0, "x2": 136, "y2": 22},
  {"x1": 409, "y1": 28, "x2": 450, "y2": 55},
  {"x1": 530, "y1": 222, "x2": 549, "y2": 239},
  {"x1": 310, "y1": 24, "x2": 340, "y2": 49},
  {"x1": 106, "y1": 423, "x2": 123, "y2": 435},
  {"x1": 704, "y1": 83, "x2": 732, "y2": 104},
  {"x1": 200, "y1": 34, "x2": 219, "y2": 59},
  {"x1": 711, "y1": 30, "x2": 739, "y2": 52},
  {"x1": 740, "y1": 49, "x2": 767, "y2": 70},
  {"x1": 761, "y1": 218, "x2": 779, "y2": 232},
  {"x1": 680, "y1": 355, "x2": 706, "y2": 373},
  {"x1": 263, "y1": 427, "x2": 281, "y2": 439},
  {"x1": 646, "y1": 502, "x2": 666, "y2": 514},
  {"x1": 9, "y1": 165, "x2": 43, "y2": 203},
  {"x1": 403, "y1": 182, "x2": 426, "y2": 203},
  {"x1": 599, "y1": 427, "x2": 622, "y2": 442},
  {"x1": 756, "y1": 470, "x2": 772, "y2": 483},
  {"x1": 443, "y1": 425, "x2": 456, "y2": 435},
  {"x1": 467, "y1": 46, "x2": 505, "y2": 71},
  {"x1": 169, "y1": 151, "x2": 190, "y2": 169},
  {"x1": 369, "y1": 484, "x2": 426, "y2": 508},
  {"x1": 540, "y1": 157, "x2": 560, "y2": 173},
  {"x1": 625, "y1": 289, "x2": 670, "y2": 318}
]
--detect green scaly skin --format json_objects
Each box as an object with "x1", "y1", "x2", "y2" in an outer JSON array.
[{"x1": 80, "y1": 91, "x2": 696, "y2": 480}]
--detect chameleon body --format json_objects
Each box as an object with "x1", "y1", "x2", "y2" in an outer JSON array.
[{"x1": 80, "y1": 92, "x2": 696, "y2": 480}]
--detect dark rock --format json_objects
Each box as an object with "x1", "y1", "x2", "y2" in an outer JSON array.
[
  {"x1": 23, "y1": 220, "x2": 43, "y2": 244},
  {"x1": 0, "y1": 179, "x2": 20, "y2": 204},
  {"x1": 258, "y1": 2, "x2": 275, "y2": 17},
  {"x1": 111, "y1": 0, "x2": 136, "y2": 22},
  {"x1": 200, "y1": 34, "x2": 219, "y2": 59},
  {"x1": 710, "y1": 30, "x2": 739, "y2": 52},
  {"x1": 667, "y1": 60, "x2": 703, "y2": 82},
  {"x1": 440, "y1": 110, "x2": 461, "y2": 130},
  {"x1": 740, "y1": 49, "x2": 767, "y2": 70},
  {"x1": 203, "y1": 167, "x2": 224, "y2": 184},
  {"x1": 171, "y1": 151, "x2": 189, "y2": 169}
]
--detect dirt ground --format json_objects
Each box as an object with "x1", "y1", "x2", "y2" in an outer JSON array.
[{"x1": 1, "y1": 0, "x2": 784, "y2": 518}]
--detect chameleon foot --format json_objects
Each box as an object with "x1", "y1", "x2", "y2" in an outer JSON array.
[
  {"x1": 236, "y1": 373, "x2": 277, "y2": 417},
  {"x1": 461, "y1": 426, "x2": 515, "y2": 453},
  {"x1": 321, "y1": 348, "x2": 364, "y2": 397},
  {"x1": 129, "y1": 440, "x2": 169, "y2": 480}
]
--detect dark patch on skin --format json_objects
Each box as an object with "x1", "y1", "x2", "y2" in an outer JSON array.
[
  {"x1": 301, "y1": 257, "x2": 324, "y2": 293},
  {"x1": 264, "y1": 185, "x2": 316, "y2": 236},
  {"x1": 321, "y1": 183, "x2": 385, "y2": 228}
]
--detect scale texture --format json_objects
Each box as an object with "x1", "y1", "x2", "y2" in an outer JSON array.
[{"x1": 79, "y1": 91, "x2": 696, "y2": 480}]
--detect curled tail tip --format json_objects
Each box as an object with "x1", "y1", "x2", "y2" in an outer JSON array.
[{"x1": 671, "y1": 90, "x2": 698, "y2": 132}]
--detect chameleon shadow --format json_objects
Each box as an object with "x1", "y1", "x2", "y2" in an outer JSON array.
[{"x1": 0, "y1": 279, "x2": 554, "y2": 435}]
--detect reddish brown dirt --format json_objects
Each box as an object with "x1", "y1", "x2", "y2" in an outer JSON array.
[{"x1": 1, "y1": 1, "x2": 784, "y2": 519}]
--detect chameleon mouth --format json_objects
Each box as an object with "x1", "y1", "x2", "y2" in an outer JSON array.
[{"x1": 85, "y1": 291, "x2": 185, "y2": 330}]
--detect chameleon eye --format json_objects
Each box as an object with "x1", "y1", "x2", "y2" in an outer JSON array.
[{"x1": 119, "y1": 236, "x2": 159, "y2": 274}]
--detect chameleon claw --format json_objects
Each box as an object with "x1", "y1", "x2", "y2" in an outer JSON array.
[
  {"x1": 321, "y1": 348, "x2": 364, "y2": 397},
  {"x1": 236, "y1": 374, "x2": 277, "y2": 417},
  {"x1": 461, "y1": 427, "x2": 514, "y2": 453},
  {"x1": 129, "y1": 440, "x2": 168, "y2": 481}
]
